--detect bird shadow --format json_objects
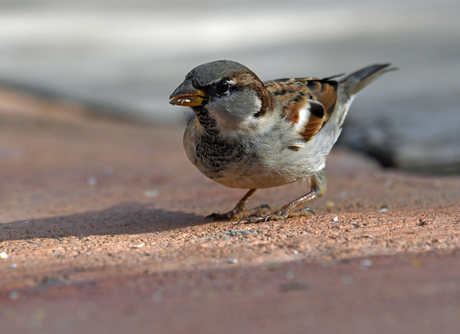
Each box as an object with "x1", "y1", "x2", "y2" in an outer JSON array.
[{"x1": 0, "y1": 202, "x2": 207, "y2": 242}]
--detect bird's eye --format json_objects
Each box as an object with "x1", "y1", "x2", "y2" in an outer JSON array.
[
  {"x1": 191, "y1": 78, "x2": 200, "y2": 88},
  {"x1": 215, "y1": 80, "x2": 230, "y2": 94}
]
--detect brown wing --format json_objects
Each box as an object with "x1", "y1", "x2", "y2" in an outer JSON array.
[{"x1": 265, "y1": 78, "x2": 338, "y2": 141}]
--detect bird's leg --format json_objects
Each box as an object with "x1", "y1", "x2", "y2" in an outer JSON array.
[
  {"x1": 207, "y1": 189, "x2": 270, "y2": 221},
  {"x1": 239, "y1": 171, "x2": 327, "y2": 224}
]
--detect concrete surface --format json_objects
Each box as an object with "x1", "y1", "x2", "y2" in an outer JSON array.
[
  {"x1": 0, "y1": 0, "x2": 459, "y2": 172},
  {"x1": 1, "y1": 90, "x2": 460, "y2": 333}
]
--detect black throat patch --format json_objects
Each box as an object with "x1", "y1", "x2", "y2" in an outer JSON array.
[{"x1": 190, "y1": 106, "x2": 254, "y2": 173}]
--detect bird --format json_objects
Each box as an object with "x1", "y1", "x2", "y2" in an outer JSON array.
[{"x1": 169, "y1": 60, "x2": 396, "y2": 223}]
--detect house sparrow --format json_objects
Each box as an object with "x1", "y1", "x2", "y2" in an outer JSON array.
[{"x1": 169, "y1": 60, "x2": 395, "y2": 223}]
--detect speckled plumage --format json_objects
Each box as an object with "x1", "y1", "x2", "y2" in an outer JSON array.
[{"x1": 170, "y1": 60, "x2": 395, "y2": 222}]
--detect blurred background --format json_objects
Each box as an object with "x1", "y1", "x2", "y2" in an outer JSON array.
[{"x1": 0, "y1": 0, "x2": 459, "y2": 174}]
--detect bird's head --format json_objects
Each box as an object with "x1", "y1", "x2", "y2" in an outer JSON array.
[{"x1": 170, "y1": 60, "x2": 278, "y2": 135}]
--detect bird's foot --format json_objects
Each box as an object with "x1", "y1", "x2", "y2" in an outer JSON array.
[
  {"x1": 238, "y1": 207, "x2": 315, "y2": 224},
  {"x1": 206, "y1": 204, "x2": 270, "y2": 221}
]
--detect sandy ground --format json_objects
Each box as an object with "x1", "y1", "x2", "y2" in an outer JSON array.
[{"x1": 0, "y1": 89, "x2": 460, "y2": 333}]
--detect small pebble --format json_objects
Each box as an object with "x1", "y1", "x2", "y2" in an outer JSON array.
[
  {"x1": 327, "y1": 201, "x2": 335, "y2": 207},
  {"x1": 143, "y1": 190, "x2": 160, "y2": 197},
  {"x1": 411, "y1": 258, "x2": 422, "y2": 266},
  {"x1": 0, "y1": 252, "x2": 7, "y2": 259},
  {"x1": 285, "y1": 271, "x2": 294, "y2": 279},
  {"x1": 379, "y1": 207, "x2": 388, "y2": 213},
  {"x1": 9, "y1": 291, "x2": 19, "y2": 300},
  {"x1": 130, "y1": 243, "x2": 145, "y2": 248},
  {"x1": 228, "y1": 258, "x2": 238, "y2": 264},
  {"x1": 11, "y1": 263, "x2": 17, "y2": 268},
  {"x1": 87, "y1": 176, "x2": 97, "y2": 186},
  {"x1": 333, "y1": 216, "x2": 339, "y2": 222},
  {"x1": 361, "y1": 259, "x2": 373, "y2": 267},
  {"x1": 417, "y1": 220, "x2": 428, "y2": 226}
]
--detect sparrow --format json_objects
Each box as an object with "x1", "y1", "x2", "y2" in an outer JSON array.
[{"x1": 169, "y1": 60, "x2": 395, "y2": 223}]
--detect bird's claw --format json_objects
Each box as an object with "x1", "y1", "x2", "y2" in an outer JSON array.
[
  {"x1": 236, "y1": 206, "x2": 315, "y2": 224},
  {"x1": 290, "y1": 207, "x2": 316, "y2": 217},
  {"x1": 207, "y1": 203, "x2": 271, "y2": 222},
  {"x1": 237, "y1": 213, "x2": 271, "y2": 224}
]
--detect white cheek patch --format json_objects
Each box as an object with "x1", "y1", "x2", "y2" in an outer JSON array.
[
  {"x1": 253, "y1": 95, "x2": 262, "y2": 111},
  {"x1": 245, "y1": 95, "x2": 262, "y2": 124},
  {"x1": 237, "y1": 95, "x2": 264, "y2": 131}
]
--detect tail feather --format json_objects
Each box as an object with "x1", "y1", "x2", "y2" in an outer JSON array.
[
  {"x1": 329, "y1": 63, "x2": 396, "y2": 135},
  {"x1": 338, "y1": 63, "x2": 397, "y2": 104}
]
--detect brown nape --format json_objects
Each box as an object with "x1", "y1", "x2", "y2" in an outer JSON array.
[{"x1": 229, "y1": 71, "x2": 278, "y2": 119}]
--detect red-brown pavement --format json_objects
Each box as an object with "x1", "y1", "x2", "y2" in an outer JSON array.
[{"x1": 0, "y1": 89, "x2": 459, "y2": 333}]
